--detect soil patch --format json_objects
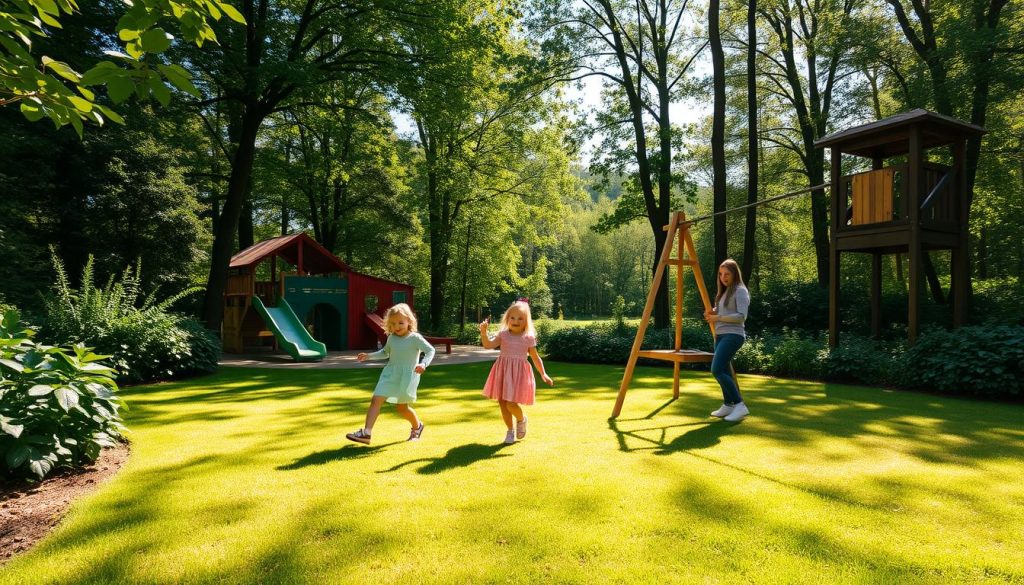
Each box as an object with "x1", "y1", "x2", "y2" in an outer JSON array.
[{"x1": 0, "y1": 444, "x2": 129, "y2": 564}]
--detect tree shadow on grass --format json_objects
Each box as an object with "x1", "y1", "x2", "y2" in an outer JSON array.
[
  {"x1": 277, "y1": 442, "x2": 403, "y2": 470},
  {"x1": 377, "y1": 443, "x2": 512, "y2": 475}
]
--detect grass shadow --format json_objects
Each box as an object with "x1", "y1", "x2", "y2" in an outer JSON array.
[
  {"x1": 277, "y1": 442, "x2": 403, "y2": 470},
  {"x1": 378, "y1": 442, "x2": 512, "y2": 475}
]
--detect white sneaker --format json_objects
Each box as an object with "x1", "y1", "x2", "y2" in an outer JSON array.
[
  {"x1": 710, "y1": 404, "x2": 735, "y2": 418},
  {"x1": 723, "y1": 402, "x2": 749, "y2": 422},
  {"x1": 504, "y1": 430, "x2": 516, "y2": 444}
]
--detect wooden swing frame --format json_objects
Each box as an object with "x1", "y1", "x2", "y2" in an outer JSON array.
[{"x1": 610, "y1": 211, "x2": 739, "y2": 418}]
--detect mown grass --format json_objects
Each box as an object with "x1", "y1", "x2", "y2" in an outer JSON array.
[{"x1": 1, "y1": 362, "x2": 1022, "y2": 584}]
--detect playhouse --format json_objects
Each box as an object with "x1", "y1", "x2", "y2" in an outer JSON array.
[{"x1": 221, "y1": 233, "x2": 415, "y2": 356}]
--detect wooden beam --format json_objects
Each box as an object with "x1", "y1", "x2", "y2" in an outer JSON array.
[
  {"x1": 908, "y1": 126, "x2": 922, "y2": 344},
  {"x1": 871, "y1": 253, "x2": 882, "y2": 338},
  {"x1": 829, "y1": 147, "x2": 842, "y2": 347},
  {"x1": 612, "y1": 213, "x2": 680, "y2": 418}
]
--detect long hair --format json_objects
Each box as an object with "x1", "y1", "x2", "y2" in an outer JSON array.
[
  {"x1": 383, "y1": 303, "x2": 418, "y2": 334},
  {"x1": 714, "y1": 259, "x2": 746, "y2": 307},
  {"x1": 499, "y1": 300, "x2": 536, "y2": 337}
]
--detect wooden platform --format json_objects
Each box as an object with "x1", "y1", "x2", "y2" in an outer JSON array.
[{"x1": 636, "y1": 349, "x2": 715, "y2": 363}]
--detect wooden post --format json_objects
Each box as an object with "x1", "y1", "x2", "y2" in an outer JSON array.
[
  {"x1": 952, "y1": 138, "x2": 968, "y2": 328},
  {"x1": 871, "y1": 253, "x2": 882, "y2": 338},
  {"x1": 829, "y1": 148, "x2": 842, "y2": 347},
  {"x1": 297, "y1": 239, "x2": 304, "y2": 275},
  {"x1": 908, "y1": 126, "x2": 922, "y2": 344},
  {"x1": 612, "y1": 213, "x2": 680, "y2": 418},
  {"x1": 673, "y1": 224, "x2": 684, "y2": 399}
]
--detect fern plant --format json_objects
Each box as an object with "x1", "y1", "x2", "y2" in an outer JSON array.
[{"x1": 40, "y1": 249, "x2": 216, "y2": 383}]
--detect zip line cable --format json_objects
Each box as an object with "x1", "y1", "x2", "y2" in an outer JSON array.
[{"x1": 680, "y1": 183, "x2": 831, "y2": 225}]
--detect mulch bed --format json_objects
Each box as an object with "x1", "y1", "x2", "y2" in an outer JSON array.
[{"x1": 0, "y1": 444, "x2": 129, "y2": 564}]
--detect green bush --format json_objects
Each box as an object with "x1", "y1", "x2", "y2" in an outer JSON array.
[
  {"x1": 39, "y1": 252, "x2": 218, "y2": 384},
  {"x1": 0, "y1": 310, "x2": 125, "y2": 480},
  {"x1": 542, "y1": 319, "x2": 1023, "y2": 401},
  {"x1": 901, "y1": 326, "x2": 1024, "y2": 399}
]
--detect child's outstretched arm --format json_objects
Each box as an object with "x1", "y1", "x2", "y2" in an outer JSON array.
[
  {"x1": 528, "y1": 346, "x2": 554, "y2": 386},
  {"x1": 479, "y1": 318, "x2": 500, "y2": 349},
  {"x1": 357, "y1": 336, "x2": 391, "y2": 362}
]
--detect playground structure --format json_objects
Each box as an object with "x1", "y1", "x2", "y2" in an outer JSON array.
[
  {"x1": 816, "y1": 108, "x2": 985, "y2": 344},
  {"x1": 222, "y1": 233, "x2": 423, "y2": 359},
  {"x1": 613, "y1": 109, "x2": 982, "y2": 417}
]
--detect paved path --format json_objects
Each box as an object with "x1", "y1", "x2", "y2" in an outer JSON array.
[{"x1": 219, "y1": 345, "x2": 498, "y2": 369}]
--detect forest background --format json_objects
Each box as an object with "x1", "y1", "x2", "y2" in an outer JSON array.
[{"x1": 2, "y1": 0, "x2": 1022, "y2": 342}]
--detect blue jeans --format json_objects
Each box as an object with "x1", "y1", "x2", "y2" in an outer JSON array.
[{"x1": 711, "y1": 334, "x2": 744, "y2": 405}]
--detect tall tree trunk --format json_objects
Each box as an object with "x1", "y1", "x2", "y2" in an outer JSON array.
[
  {"x1": 459, "y1": 221, "x2": 471, "y2": 330},
  {"x1": 202, "y1": 107, "x2": 265, "y2": 330},
  {"x1": 710, "y1": 0, "x2": 727, "y2": 269},
  {"x1": 742, "y1": 0, "x2": 758, "y2": 280}
]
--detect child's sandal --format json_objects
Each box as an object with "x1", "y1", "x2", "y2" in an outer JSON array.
[{"x1": 408, "y1": 422, "x2": 425, "y2": 441}]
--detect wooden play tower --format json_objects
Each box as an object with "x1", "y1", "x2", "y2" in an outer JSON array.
[{"x1": 816, "y1": 109, "x2": 985, "y2": 345}]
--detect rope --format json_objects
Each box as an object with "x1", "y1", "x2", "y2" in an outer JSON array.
[{"x1": 681, "y1": 183, "x2": 831, "y2": 225}]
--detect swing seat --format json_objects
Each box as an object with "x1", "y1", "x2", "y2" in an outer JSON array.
[{"x1": 636, "y1": 349, "x2": 715, "y2": 363}]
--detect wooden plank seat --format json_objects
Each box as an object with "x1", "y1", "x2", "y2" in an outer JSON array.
[{"x1": 636, "y1": 349, "x2": 715, "y2": 363}]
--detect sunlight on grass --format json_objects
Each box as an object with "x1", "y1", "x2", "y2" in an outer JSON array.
[{"x1": 1, "y1": 363, "x2": 1022, "y2": 583}]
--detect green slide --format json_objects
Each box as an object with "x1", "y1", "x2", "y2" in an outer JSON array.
[{"x1": 251, "y1": 297, "x2": 327, "y2": 362}]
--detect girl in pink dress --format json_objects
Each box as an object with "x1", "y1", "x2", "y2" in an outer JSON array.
[{"x1": 479, "y1": 299, "x2": 554, "y2": 444}]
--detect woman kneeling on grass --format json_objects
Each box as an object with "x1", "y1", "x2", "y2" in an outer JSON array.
[
  {"x1": 704, "y1": 259, "x2": 751, "y2": 422},
  {"x1": 346, "y1": 303, "x2": 435, "y2": 445}
]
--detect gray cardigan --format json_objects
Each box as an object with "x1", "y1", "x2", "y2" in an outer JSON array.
[{"x1": 715, "y1": 285, "x2": 750, "y2": 338}]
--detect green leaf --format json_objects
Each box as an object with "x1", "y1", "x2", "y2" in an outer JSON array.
[
  {"x1": 28, "y1": 384, "x2": 54, "y2": 396},
  {"x1": 67, "y1": 95, "x2": 93, "y2": 112},
  {"x1": 42, "y1": 57, "x2": 82, "y2": 82},
  {"x1": 139, "y1": 27, "x2": 172, "y2": 53},
  {"x1": 5, "y1": 444, "x2": 30, "y2": 469},
  {"x1": 29, "y1": 457, "x2": 53, "y2": 479},
  {"x1": 217, "y1": 1, "x2": 246, "y2": 23},
  {"x1": 55, "y1": 386, "x2": 79, "y2": 411},
  {"x1": 0, "y1": 416, "x2": 24, "y2": 438},
  {"x1": 107, "y1": 75, "x2": 134, "y2": 103},
  {"x1": 149, "y1": 77, "x2": 171, "y2": 106},
  {"x1": 20, "y1": 102, "x2": 46, "y2": 122},
  {"x1": 118, "y1": 28, "x2": 141, "y2": 41},
  {"x1": 33, "y1": 0, "x2": 61, "y2": 16},
  {"x1": 95, "y1": 104, "x2": 125, "y2": 124},
  {"x1": 0, "y1": 358, "x2": 24, "y2": 373}
]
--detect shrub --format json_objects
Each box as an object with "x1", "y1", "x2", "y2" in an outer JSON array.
[
  {"x1": 39, "y1": 251, "x2": 217, "y2": 383},
  {"x1": 0, "y1": 310, "x2": 125, "y2": 480},
  {"x1": 541, "y1": 318, "x2": 1024, "y2": 401},
  {"x1": 901, "y1": 326, "x2": 1024, "y2": 399}
]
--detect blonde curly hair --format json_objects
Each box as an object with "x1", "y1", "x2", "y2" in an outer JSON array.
[{"x1": 383, "y1": 303, "x2": 418, "y2": 333}]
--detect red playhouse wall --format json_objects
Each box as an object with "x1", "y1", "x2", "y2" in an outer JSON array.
[{"x1": 346, "y1": 272, "x2": 415, "y2": 350}]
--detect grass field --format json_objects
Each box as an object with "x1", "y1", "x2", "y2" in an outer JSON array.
[{"x1": 1, "y1": 362, "x2": 1022, "y2": 584}]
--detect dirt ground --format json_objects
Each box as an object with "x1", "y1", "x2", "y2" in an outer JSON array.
[{"x1": 0, "y1": 444, "x2": 129, "y2": 564}]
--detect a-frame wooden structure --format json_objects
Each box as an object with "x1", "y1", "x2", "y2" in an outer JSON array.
[{"x1": 611, "y1": 211, "x2": 738, "y2": 418}]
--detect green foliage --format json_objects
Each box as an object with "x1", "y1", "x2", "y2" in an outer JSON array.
[
  {"x1": 542, "y1": 320, "x2": 1024, "y2": 400},
  {"x1": 0, "y1": 309, "x2": 125, "y2": 480},
  {"x1": 1, "y1": 0, "x2": 244, "y2": 133},
  {"x1": 40, "y1": 251, "x2": 217, "y2": 383},
  {"x1": 902, "y1": 326, "x2": 1024, "y2": 399}
]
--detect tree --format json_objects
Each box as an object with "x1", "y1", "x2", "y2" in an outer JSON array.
[
  {"x1": 533, "y1": 0, "x2": 704, "y2": 327},
  {"x1": 758, "y1": 0, "x2": 858, "y2": 287},
  {"x1": 186, "y1": 0, "x2": 420, "y2": 331},
  {"x1": 1, "y1": 0, "x2": 242, "y2": 133}
]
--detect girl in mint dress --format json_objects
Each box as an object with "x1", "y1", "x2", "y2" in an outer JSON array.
[
  {"x1": 479, "y1": 299, "x2": 554, "y2": 444},
  {"x1": 347, "y1": 303, "x2": 435, "y2": 445}
]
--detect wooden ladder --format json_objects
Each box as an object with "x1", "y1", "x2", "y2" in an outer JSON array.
[{"x1": 611, "y1": 211, "x2": 738, "y2": 418}]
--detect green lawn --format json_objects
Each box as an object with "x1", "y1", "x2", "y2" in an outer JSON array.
[{"x1": 2, "y1": 362, "x2": 1022, "y2": 584}]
